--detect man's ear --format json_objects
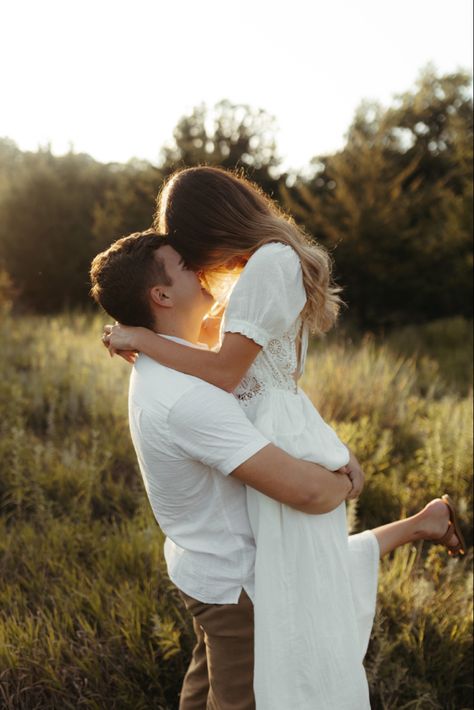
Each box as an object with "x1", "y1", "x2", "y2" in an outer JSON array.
[{"x1": 150, "y1": 285, "x2": 173, "y2": 308}]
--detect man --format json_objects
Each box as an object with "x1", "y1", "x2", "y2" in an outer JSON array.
[{"x1": 90, "y1": 229, "x2": 356, "y2": 710}]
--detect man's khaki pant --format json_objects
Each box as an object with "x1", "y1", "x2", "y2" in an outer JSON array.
[{"x1": 178, "y1": 589, "x2": 255, "y2": 710}]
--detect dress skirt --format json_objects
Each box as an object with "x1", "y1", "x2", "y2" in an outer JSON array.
[{"x1": 244, "y1": 388, "x2": 380, "y2": 710}]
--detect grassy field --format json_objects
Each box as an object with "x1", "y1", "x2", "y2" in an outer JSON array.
[{"x1": 0, "y1": 313, "x2": 472, "y2": 710}]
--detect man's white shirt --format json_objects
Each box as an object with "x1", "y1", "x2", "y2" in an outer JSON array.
[{"x1": 128, "y1": 337, "x2": 269, "y2": 604}]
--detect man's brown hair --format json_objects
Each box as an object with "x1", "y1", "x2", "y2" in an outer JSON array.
[{"x1": 90, "y1": 229, "x2": 171, "y2": 329}]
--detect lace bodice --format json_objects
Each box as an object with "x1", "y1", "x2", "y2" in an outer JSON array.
[
  {"x1": 222, "y1": 243, "x2": 308, "y2": 406},
  {"x1": 231, "y1": 321, "x2": 307, "y2": 405}
]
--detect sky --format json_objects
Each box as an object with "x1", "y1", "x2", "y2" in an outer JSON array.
[{"x1": 1, "y1": 0, "x2": 472, "y2": 172}]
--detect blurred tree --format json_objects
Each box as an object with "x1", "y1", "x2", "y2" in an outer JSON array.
[
  {"x1": 0, "y1": 148, "x2": 112, "y2": 311},
  {"x1": 0, "y1": 266, "x2": 15, "y2": 318},
  {"x1": 0, "y1": 138, "x2": 24, "y2": 186},
  {"x1": 281, "y1": 68, "x2": 473, "y2": 327},
  {"x1": 160, "y1": 99, "x2": 282, "y2": 196},
  {"x1": 92, "y1": 160, "x2": 163, "y2": 251},
  {"x1": 0, "y1": 71, "x2": 471, "y2": 321},
  {"x1": 92, "y1": 101, "x2": 283, "y2": 251}
]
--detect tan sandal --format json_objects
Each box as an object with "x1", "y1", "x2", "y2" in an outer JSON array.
[{"x1": 430, "y1": 494, "x2": 466, "y2": 557}]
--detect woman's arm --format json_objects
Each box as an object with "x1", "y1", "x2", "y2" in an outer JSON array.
[
  {"x1": 105, "y1": 324, "x2": 261, "y2": 392},
  {"x1": 104, "y1": 244, "x2": 305, "y2": 390}
]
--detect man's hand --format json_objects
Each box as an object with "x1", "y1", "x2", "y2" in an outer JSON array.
[
  {"x1": 333, "y1": 464, "x2": 354, "y2": 499},
  {"x1": 344, "y1": 450, "x2": 365, "y2": 500}
]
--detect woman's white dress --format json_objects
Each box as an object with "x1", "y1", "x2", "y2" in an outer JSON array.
[{"x1": 223, "y1": 243, "x2": 380, "y2": 710}]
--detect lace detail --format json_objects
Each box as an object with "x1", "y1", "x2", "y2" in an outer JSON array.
[
  {"x1": 235, "y1": 374, "x2": 265, "y2": 402},
  {"x1": 233, "y1": 321, "x2": 302, "y2": 406}
]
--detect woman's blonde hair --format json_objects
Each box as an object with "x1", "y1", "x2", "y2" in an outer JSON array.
[{"x1": 155, "y1": 166, "x2": 342, "y2": 334}]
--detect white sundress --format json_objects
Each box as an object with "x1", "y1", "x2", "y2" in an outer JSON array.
[{"x1": 223, "y1": 243, "x2": 380, "y2": 710}]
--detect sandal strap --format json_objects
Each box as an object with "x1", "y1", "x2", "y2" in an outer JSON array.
[{"x1": 434, "y1": 521, "x2": 456, "y2": 546}]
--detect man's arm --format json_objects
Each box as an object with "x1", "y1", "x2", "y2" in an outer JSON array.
[
  {"x1": 169, "y1": 382, "x2": 353, "y2": 516},
  {"x1": 231, "y1": 444, "x2": 353, "y2": 514}
]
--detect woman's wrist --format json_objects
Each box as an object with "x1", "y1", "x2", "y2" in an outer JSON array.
[{"x1": 134, "y1": 327, "x2": 156, "y2": 352}]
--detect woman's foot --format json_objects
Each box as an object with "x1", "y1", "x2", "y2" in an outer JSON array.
[
  {"x1": 370, "y1": 495, "x2": 466, "y2": 559},
  {"x1": 415, "y1": 498, "x2": 464, "y2": 555}
]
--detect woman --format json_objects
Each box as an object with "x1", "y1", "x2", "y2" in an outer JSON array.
[{"x1": 104, "y1": 167, "x2": 465, "y2": 709}]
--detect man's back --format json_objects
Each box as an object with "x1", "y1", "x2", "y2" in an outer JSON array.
[{"x1": 128, "y1": 346, "x2": 269, "y2": 604}]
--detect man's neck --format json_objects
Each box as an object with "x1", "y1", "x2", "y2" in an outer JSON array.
[{"x1": 152, "y1": 317, "x2": 201, "y2": 345}]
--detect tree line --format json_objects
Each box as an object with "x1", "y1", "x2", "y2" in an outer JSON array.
[{"x1": 0, "y1": 67, "x2": 472, "y2": 328}]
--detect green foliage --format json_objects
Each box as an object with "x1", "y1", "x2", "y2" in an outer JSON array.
[
  {"x1": 0, "y1": 266, "x2": 15, "y2": 318},
  {"x1": 0, "y1": 147, "x2": 114, "y2": 312},
  {"x1": 282, "y1": 67, "x2": 473, "y2": 327},
  {"x1": 366, "y1": 546, "x2": 473, "y2": 709},
  {"x1": 1, "y1": 68, "x2": 470, "y2": 325},
  {"x1": 385, "y1": 316, "x2": 473, "y2": 394},
  {"x1": 159, "y1": 100, "x2": 281, "y2": 189},
  {"x1": 0, "y1": 314, "x2": 194, "y2": 708},
  {"x1": 304, "y1": 325, "x2": 473, "y2": 537},
  {"x1": 0, "y1": 314, "x2": 472, "y2": 708},
  {"x1": 92, "y1": 160, "x2": 163, "y2": 252}
]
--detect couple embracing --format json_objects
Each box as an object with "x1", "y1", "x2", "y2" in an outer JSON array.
[{"x1": 90, "y1": 166, "x2": 464, "y2": 710}]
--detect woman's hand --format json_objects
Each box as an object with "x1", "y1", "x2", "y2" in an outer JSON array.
[
  {"x1": 199, "y1": 302, "x2": 225, "y2": 348},
  {"x1": 199, "y1": 315, "x2": 223, "y2": 348},
  {"x1": 102, "y1": 323, "x2": 145, "y2": 364},
  {"x1": 103, "y1": 323, "x2": 145, "y2": 351}
]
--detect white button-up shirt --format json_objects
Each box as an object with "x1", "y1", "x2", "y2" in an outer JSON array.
[{"x1": 128, "y1": 337, "x2": 269, "y2": 604}]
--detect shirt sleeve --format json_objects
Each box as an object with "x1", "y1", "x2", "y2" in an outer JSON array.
[
  {"x1": 167, "y1": 381, "x2": 270, "y2": 475},
  {"x1": 223, "y1": 243, "x2": 307, "y2": 347}
]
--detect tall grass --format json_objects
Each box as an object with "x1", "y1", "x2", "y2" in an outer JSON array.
[{"x1": 0, "y1": 314, "x2": 472, "y2": 709}]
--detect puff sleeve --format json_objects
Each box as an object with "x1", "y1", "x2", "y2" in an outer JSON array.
[{"x1": 223, "y1": 242, "x2": 307, "y2": 346}]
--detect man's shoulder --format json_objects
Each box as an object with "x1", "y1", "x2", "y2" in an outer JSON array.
[{"x1": 130, "y1": 354, "x2": 219, "y2": 412}]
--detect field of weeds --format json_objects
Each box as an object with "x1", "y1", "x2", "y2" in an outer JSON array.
[{"x1": 0, "y1": 314, "x2": 472, "y2": 709}]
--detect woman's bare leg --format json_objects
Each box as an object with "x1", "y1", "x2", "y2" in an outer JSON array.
[{"x1": 371, "y1": 498, "x2": 461, "y2": 558}]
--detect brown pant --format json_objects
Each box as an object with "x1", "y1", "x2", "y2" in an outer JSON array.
[{"x1": 178, "y1": 589, "x2": 255, "y2": 710}]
